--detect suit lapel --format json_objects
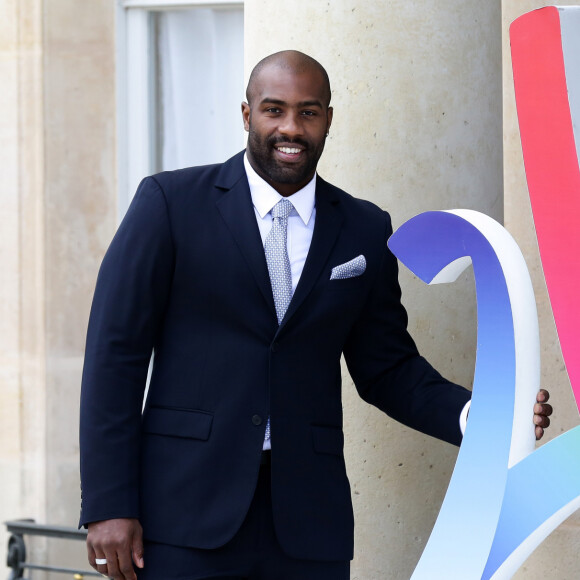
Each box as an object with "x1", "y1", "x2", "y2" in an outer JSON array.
[
  {"x1": 215, "y1": 156, "x2": 344, "y2": 329},
  {"x1": 215, "y1": 153, "x2": 277, "y2": 317},
  {"x1": 281, "y1": 177, "x2": 343, "y2": 328}
]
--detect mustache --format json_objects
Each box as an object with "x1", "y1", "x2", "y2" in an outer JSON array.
[{"x1": 268, "y1": 136, "x2": 310, "y2": 149}]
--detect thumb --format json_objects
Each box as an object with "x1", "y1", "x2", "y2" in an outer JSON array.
[{"x1": 131, "y1": 527, "x2": 145, "y2": 569}]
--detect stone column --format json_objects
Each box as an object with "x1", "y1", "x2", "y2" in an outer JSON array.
[
  {"x1": 503, "y1": 2, "x2": 580, "y2": 578},
  {"x1": 0, "y1": 0, "x2": 48, "y2": 571},
  {"x1": 0, "y1": 0, "x2": 117, "y2": 574},
  {"x1": 245, "y1": 1, "x2": 501, "y2": 578}
]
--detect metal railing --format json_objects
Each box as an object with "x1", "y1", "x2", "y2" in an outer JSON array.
[{"x1": 5, "y1": 520, "x2": 102, "y2": 579}]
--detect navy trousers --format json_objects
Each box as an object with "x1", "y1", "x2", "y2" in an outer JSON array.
[{"x1": 137, "y1": 461, "x2": 350, "y2": 580}]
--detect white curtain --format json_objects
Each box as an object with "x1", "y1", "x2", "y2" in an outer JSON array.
[{"x1": 157, "y1": 8, "x2": 245, "y2": 171}]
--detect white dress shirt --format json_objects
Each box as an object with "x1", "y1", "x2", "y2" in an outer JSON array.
[
  {"x1": 243, "y1": 154, "x2": 469, "y2": 442},
  {"x1": 244, "y1": 154, "x2": 315, "y2": 290}
]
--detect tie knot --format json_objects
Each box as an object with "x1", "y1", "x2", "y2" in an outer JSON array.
[{"x1": 271, "y1": 198, "x2": 293, "y2": 221}]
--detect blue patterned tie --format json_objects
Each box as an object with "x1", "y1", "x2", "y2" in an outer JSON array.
[
  {"x1": 264, "y1": 198, "x2": 294, "y2": 324},
  {"x1": 263, "y1": 198, "x2": 294, "y2": 444}
]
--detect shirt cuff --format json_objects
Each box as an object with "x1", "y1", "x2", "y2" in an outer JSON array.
[{"x1": 459, "y1": 400, "x2": 471, "y2": 436}]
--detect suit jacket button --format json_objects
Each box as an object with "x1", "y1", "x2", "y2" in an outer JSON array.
[{"x1": 252, "y1": 414, "x2": 263, "y2": 426}]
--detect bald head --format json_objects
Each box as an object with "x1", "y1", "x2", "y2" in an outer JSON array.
[{"x1": 246, "y1": 50, "x2": 331, "y2": 108}]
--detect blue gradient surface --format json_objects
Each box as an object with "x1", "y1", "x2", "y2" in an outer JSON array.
[{"x1": 389, "y1": 210, "x2": 580, "y2": 579}]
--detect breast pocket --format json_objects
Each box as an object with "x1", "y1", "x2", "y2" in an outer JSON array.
[{"x1": 327, "y1": 273, "x2": 367, "y2": 292}]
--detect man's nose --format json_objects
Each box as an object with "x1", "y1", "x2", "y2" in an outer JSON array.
[{"x1": 278, "y1": 114, "x2": 303, "y2": 138}]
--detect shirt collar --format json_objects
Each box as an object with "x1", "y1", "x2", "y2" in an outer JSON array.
[{"x1": 244, "y1": 153, "x2": 316, "y2": 225}]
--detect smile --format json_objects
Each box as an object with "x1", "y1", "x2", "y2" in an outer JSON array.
[{"x1": 276, "y1": 146, "x2": 303, "y2": 155}]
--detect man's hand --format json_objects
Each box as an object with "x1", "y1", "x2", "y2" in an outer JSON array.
[
  {"x1": 534, "y1": 389, "x2": 553, "y2": 440},
  {"x1": 87, "y1": 518, "x2": 144, "y2": 580}
]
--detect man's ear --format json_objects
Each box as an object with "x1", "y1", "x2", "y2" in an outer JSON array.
[
  {"x1": 326, "y1": 106, "x2": 333, "y2": 134},
  {"x1": 241, "y1": 102, "x2": 250, "y2": 132}
]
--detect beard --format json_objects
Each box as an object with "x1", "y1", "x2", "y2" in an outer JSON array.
[{"x1": 246, "y1": 129, "x2": 326, "y2": 187}]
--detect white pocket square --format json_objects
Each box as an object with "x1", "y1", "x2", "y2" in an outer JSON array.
[{"x1": 330, "y1": 255, "x2": 366, "y2": 280}]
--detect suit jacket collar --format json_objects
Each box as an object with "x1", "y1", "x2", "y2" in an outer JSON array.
[
  {"x1": 214, "y1": 150, "x2": 248, "y2": 191},
  {"x1": 283, "y1": 175, "x2": 343, "y2": 328},
  {"x1": 215, "y1": 152, "x2": 276, "y2": 316},
  {"x1": 215, "y1": 151, "x2": 343, "y2": 332}
]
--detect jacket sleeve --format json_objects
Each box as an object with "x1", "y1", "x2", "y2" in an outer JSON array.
[
  {"x1": 343, "y1": 212, "x2": 471, "y2": 446},
  {"x1": 79, "y1": 177, "x2": 175, "y2": 526}
]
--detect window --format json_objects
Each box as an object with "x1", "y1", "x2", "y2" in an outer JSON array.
[{"x1": 117, "y1": 1, "x2": 245, "y2": 214}]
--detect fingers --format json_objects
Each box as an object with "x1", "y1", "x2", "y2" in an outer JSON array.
[
  {"x1": 132, "y1": 526, "x2": 145, "y2": 569},
  {"x1": 91, "y1": 549, "x2": 137, "y2": 579},
  {"x1": 95, "y1": 552, "x2": 112, "y2": 578},
  {"x1": 90, "y1": 545, "x2": 131, "y2": 579},
  {"x1": 87, "y1": 541, "x2": 111, "y2": 577},
  {"x1": 534, "y1": 414, "x2": 551, "y2": 440},
  {"x1": 87, "y1": 518, "x2": 142, "y2": 580},
  {"x1": 534, "y1": 389, "x2": 553, "y2": 441},
  {"x1": 534, "y1": 402, "x2": 553, "y2": 417},
  {"x1": 117, "y1": 545, "x2": 139, "y2": 580},
  {"x1": 536, "y1": 388, "x2": 550, "y2": 404},
  {"x1": 534, "y1": 410, "x2": 551, "y2": 426},
  {"x1": 86, "y1": 543, "x2": 100, "y2": 573}
]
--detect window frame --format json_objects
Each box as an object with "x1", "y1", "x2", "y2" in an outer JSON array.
[{"x1": 116, "y1": 0, "x2": 244, "y2": 216}]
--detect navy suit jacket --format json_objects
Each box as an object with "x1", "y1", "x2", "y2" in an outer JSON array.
[{"x1": 79, "y1": 151, "x2": 471, "y2": 561}]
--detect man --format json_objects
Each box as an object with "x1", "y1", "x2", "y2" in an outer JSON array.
[{"x1": 80, "y1": 51, "x2": 552, "y2": 580}]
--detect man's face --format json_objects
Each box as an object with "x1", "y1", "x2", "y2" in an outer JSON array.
[{"x1": 242, "y1": 65, "x2": 333, "y2": 197}]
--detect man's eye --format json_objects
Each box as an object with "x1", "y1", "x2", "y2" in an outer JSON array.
[
  {"x1": 266, "y1": 107, "x2": 281, "y2": 114},
  {"x1": 301, "y1": 110, "x2": 316, "y2": 116}
]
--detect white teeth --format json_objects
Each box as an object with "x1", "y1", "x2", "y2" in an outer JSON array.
[{"x1": 277, "y1": 147, "x2": 301, "y2": 154}]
